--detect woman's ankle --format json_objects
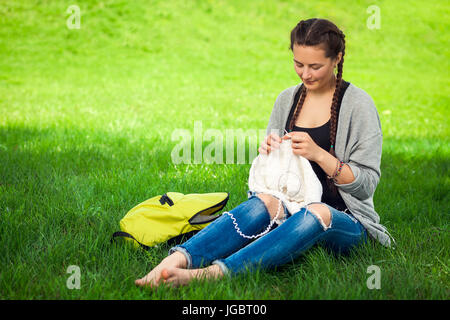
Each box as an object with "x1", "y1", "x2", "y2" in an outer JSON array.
[{"x1": 168, "y1": 251, "x2": 188, "y2": 268}]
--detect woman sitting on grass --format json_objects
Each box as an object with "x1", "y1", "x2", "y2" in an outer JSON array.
[{"x1": 135, "y1": 18, "x2": 395, "y2": 288}]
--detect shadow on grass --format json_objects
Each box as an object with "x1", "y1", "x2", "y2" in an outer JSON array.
[{"x1": 1, "y1": 126, "x2": 447, "y2": 223}]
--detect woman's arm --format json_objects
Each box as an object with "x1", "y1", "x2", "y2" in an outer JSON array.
[
  {"x1": 315, "y1": 149, "x2": 355, "y2": 185},
  {"x1": 283, "y1": 128, "x2": 382, "y2": 201},
  {"x1": 327, "y1": 133, "x2": 383, "y2": 200}
]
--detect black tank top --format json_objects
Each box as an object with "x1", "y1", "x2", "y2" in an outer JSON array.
[{"x1": 284, "y1": 80, "x2": 351, "y2": 212}]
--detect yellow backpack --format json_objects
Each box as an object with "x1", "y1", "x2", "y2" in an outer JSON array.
[{"x1": 111, "y1": 192, "x2": 229, "y2": 249}]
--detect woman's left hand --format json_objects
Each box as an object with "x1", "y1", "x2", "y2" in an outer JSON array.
[{"x1": 282, "y1": 132, "x2": 324, "y2": 162}]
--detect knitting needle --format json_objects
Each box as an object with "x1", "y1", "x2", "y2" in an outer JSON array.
[{"x1": 283, "y1": 129, "x2": 291, "y2": 140}]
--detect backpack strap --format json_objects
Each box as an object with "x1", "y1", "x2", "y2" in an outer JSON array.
[
  {"x1": 110, "y1": 231, "x2": 150, "y2": 250},
  {"x1": 111, "y1": 230, "x2": 200, "y2": 250}
]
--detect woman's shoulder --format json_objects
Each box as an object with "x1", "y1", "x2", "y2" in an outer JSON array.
[
  {"x1": 344, "y1": 83, "x2": 377, "y2": 110},
  {"x1": 341, "y1": 83, "x2": 381, "y2": 121},
  {"x1": 342, "y1": 83, "x2": 382, "y2": 133}
]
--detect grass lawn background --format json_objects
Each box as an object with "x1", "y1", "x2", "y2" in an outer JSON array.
[{"x1": 0, "y1": 0, "x2": 448, "y2": 299}]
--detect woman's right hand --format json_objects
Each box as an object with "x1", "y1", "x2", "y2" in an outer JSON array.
[{"x1": 258, "y1": 133, "x2": 282, "y2": 155}]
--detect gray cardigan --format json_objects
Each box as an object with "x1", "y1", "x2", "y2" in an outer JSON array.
[{"x1": 266, "y1": 82, "x2": 396, "y2": 248}]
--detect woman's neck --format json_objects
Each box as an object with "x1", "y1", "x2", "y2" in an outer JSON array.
[{"x1": 307, "y1": 75, "x2": 338, "y2": 98}]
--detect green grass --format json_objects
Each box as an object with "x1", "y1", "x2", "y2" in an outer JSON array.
[{"x1": 0, "y1": 0, "x2": 449, "y2": 299}]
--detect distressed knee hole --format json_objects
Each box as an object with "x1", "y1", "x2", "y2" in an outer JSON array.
[
  {"x1": 307, "y1": 203, "x2": 332, "y2": 230},
  {"x1": 256, "y1": 194, "x2": 281, "y2": 220}
]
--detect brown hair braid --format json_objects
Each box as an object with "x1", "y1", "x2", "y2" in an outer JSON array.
[{"x1": 288, "y1": 18, "x2": 346, "y2": 196}]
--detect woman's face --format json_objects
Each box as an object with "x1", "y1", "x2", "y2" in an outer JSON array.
[{"x1": 292, "y1": 43, "x2": 341, "y2": 93}]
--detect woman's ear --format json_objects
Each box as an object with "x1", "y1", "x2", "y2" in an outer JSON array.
[{"x1": 336, "y1": 52, "x2": 343, "y2": 66}]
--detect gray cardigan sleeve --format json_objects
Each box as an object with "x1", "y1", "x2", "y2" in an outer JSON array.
[
  {"x1": 334, "y1": 94, "x2": 383, "y2": 200},
  {"x1": 266, "y1": 96, "x2": 282, "y2": 137},
  {"x1": 335, "y1": 133, "x2": 382, "y2": 200}
]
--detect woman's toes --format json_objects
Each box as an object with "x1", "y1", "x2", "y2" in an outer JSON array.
[
  {"x1": 135, "y1": 270, "x2": 161, "y2": 287},
  {"x1": 135, "y1": 277, "x2": 147, "y2": 287},
  {"x1": 136, "y1": 265, "x2": 224, "y2": 288},
  {"x1": 135, "y1": 275, "x2": 151, "y2": 287}
]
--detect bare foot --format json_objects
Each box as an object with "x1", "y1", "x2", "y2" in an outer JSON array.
[
  {"x1": 161, "y1": 265, "x2": 224, "y2": 287},
  {"x1": 135, "y1": 251, "x2": 188, "y2": 287}
]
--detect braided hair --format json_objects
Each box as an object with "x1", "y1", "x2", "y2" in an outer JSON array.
[{"x1": 288, "y1": 18, "x2": 346, "y2": 195}]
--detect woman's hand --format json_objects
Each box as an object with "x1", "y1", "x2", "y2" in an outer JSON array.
[
  {"x1": 282, "y1": 131, "x2": 325, "y2": 162},
  {"x1": 258, "y1": 133, "x2": 282, "y2": 155}
]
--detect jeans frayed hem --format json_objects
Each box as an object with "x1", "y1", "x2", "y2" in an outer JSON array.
[
  {"x1": 168, "y1": 246, "x2": 192, "y2": 269},
  {"x1": 212, "y1": 259, "x2": 231, "y2": 277}
]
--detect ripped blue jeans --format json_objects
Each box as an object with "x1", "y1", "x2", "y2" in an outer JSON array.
[{"x1": 169, "y1": 194, "x2": 368, "y2": 277}]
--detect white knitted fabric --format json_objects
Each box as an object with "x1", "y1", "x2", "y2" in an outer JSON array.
[{"x1": 248, "y1": 139, "x2": 323, "y2": 215}]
